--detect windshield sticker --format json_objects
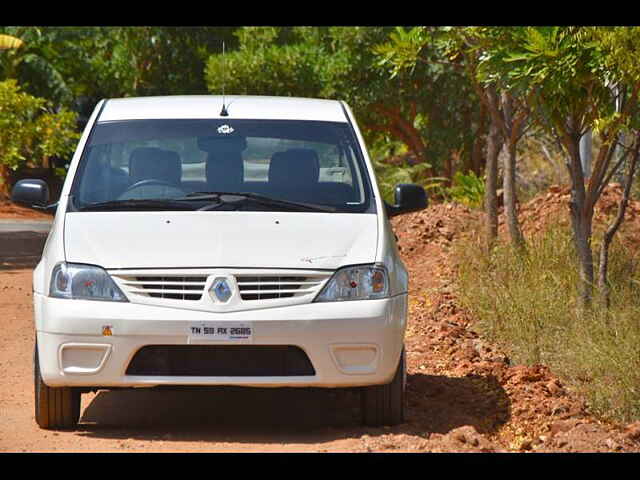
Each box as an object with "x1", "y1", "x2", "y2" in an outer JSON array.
[{"x1": 217, "y1": 124, "x2": 234, "y2": 135}]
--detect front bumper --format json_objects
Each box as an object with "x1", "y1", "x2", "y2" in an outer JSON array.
[{"x1": 34, "y1": 293, "x2": 408, "y2": 388}]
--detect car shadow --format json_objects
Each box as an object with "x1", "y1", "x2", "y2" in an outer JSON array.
[
  {"x1": 0, "y1": 231, "x2": 47, "y2": 270},
  {"x1": 74, "y1": 372, "x2": 510, "y2": 445},
  {"x1": 76, "y1": 386, "x2": 364, "y2": 445}
]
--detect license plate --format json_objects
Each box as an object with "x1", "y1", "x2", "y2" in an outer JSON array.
[{"x1": 188, "y1": 322, "x2": 253, "y2": 341}]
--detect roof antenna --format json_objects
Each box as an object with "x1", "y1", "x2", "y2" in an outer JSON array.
[{"x1": 220, "y1": 40, "x2": 229, "y2": 117}]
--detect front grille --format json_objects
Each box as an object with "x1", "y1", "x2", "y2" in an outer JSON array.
[
  {"x1": 236, "y1": 275, "x2": 324, "y2": 301},
  {"x1": 110, "y1": 269, "x2": 331, "y2": 310},
  {"x1": 126, "y1": 345, "x2": 316, "y2": 376},
  {"x1": 117, "y1": 275, "x2": 207, "y2": 301}
]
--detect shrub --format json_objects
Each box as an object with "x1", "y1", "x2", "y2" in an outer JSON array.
[
  {"x1": 446, "y1": 170, "x2": 485, "y2": 208},
  {"x1": 456, "y1": 224, "x2": 640, "y2": 422},
  {"x1": 0, "y1": 79, "x2": 79, "y2": 196},
  {"x1": 372, "y1": 158, "x2": 445, "y2": 204}
]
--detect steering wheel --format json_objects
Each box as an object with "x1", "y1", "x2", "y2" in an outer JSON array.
[{"x1": 118, "y1": 179, "x2": 185, "y2": 200}]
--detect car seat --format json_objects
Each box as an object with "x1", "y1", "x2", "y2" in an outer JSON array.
[{"x1": 128, "y1": 147, "x2": 182, "y2": 186}]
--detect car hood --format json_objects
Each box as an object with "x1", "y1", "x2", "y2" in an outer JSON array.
[{"x1": 63, "y1": 211, "x2": 378, "y2": 270}]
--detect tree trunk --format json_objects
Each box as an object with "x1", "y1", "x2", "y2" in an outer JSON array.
[
  {"x1": 573, "y1": 211, "x2": 594, "y2": 311},
  {"x1": 503, "y1": 143, "x2": 525, "y2": 248},
  {"x1": 445, "y1": 151, "x2": 454, "y2": 185},
  {"x1": 366, "y1": 121, "x2": 430, "y2": 174},
  {"x1": 369, "y1": 104, "x2": 433, "y2": 176},
  {"x1": 565, "y1": 134, "x2": 594, "y2": 312},
  {"x1": 0, "y1": 164, "x2": 11, "y2": 200},
  {"x1": 484, "y1": 120, "x2": 502, "y2": 250},
  {"x1": 471, "y1": 103, "x2": 488, "y2": 175},
  {"x1": 597, "y1": 136, "x2": 639, "y2": 308}
]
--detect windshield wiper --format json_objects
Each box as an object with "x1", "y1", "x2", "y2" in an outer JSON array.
[
  {"x1": 77, "y1": 199, "x2": 197, "y2": 212},
  {"x1": 179, "y1": 191, "x2": 336, "y2": 213}
]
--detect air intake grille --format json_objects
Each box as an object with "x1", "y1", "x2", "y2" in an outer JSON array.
[
  {"x1": 109, "y1": 269, "x2": 331, "y2": 309},
  {"x1": 236, "y1": 276, "x2": 323, "y2": 301},
  {"x1": 126, "y1": 345, "x2": 316, "y2": 376},
  {"x1": 119, "y1": 275, "x2": 207, "y2": 301}
]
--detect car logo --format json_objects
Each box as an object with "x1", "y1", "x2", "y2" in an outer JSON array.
[
  {"x1": 217, "y1": 124, "x2": 234, "y2": 135},
  {"x1": 211, "y1": 278, "x2": 233, "y2": 302}
]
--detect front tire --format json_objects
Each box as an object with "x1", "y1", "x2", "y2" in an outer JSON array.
[
  {"x1": 361, "y1": 348, "x2": 405, "y2": 426},
  {"x1": 34, "y1": 342, "x2": 81, "y2": 430}
]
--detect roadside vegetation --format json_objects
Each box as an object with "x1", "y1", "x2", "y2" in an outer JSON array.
[
  {"x1": 457, "y1": 218, "x2": 640, "y2": 422},
  {"x1": 0, "y1": 79, "x2": 78, "y2": 197}
]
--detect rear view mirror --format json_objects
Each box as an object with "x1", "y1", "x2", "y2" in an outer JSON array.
[
  {"x1": 386, "y1": 183, "x2": 428, "y2": 217},
  {"x1": 11, "y1": 179, "x2": 50, "y2": 208}
]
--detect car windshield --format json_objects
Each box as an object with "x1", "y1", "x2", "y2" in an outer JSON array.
[{"x1": 70, "y1": 119, "x2": 374, "y2": 213}]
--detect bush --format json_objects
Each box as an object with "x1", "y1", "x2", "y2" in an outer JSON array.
[
  {"x1": 372, "y1": 158, "x2": 445, "y2": 204},
  {"x1": 446, "y1": 170, "x2": 485, "y2": 208},
  {"x1": 456, "y1": 224, "x2": 640, "y2": 422},
  {"x1": 205, "y1": 42, "x2": 325, "y2": 98},
  {"x1": 0, "y1": 79, "x2": 79, "y2": 196}
]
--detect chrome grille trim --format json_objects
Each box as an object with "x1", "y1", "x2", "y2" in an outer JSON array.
[
  {"x1": 236, "y1": 275, "x2": 325, "y2": 301},
  {"x1": 114, "y1": 274, "x2": 207, "y2": 301},
  {"x1": 109, "y1": 268, "x2": 332, "y2": 312}
]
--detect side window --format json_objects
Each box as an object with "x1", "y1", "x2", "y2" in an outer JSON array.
[{"x1": 79, "y1": 145, "x2": 112, "y2": 203}]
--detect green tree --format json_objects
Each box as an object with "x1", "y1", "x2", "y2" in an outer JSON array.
[
  {"x1": 1, "y1": 27, "x2": 238, "y2": 120},
  {"x1": 206, "y1": 26, "x2": 483, "y2": 179},
  {"x1": 0, "y1": 79, "x2": 79, "y2": 198},
  {"x1": 375, "y1": 27, "x2": 509, "y2": 248},
  {"x1": 93, "y1": 27, "x2": 237, "y2": 98},
  {"x1": 0, "y1": 27, "x2": 75, "y2": 108},
  {"x1": 466, "y1": 27, "x2": 531, "y2": 249},
  {"x1": 479, "y1": 26, "x2": 640, "y2": 309}
]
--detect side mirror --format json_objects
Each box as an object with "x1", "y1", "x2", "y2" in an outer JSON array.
[
  {"x1": 11, "y1": 179, "x2": 50, "y2": 208},
  {"x1": 386, "y1": 183, "x2": 428, "y2": 217}
]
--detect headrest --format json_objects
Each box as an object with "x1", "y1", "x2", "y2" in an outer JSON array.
[
  {"x1": 129, "y1": 147, "x2": 181, "y2": 185},
  {"x1": 205, "y1": 152, "x2": 244, "y2": 192},
  {"x1": 269, "y1": 149, "x2": 319, "y2": 187}
]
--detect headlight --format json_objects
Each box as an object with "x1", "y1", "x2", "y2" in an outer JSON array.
[
  {"x1": 49, "y1": 263, "x2": 128, "y2": 302},
  {"x1": 314, "y1": 264, "x2": 389, "y2": 302}
]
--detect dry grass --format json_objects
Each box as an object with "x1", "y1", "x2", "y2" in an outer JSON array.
[{"x1": 455, "y1": 224, "x2": 640, "y2": 423}]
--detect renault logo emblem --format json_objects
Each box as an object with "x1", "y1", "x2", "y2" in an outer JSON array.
[{"x1": 211, "y1": 278, "x2": 232, "y2": 302}]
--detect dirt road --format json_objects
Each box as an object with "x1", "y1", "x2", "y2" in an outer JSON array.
[{"x1": 2, "y1": 203, "x2": 639, "y2": 452}]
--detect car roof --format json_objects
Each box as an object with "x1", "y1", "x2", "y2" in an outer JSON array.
[{"x1": 98, "y1": 95, "x2": 348, "y2": 123}]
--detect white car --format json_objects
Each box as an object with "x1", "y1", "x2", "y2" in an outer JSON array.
[{"x1": 12, "y1": 96, "x2": 427, "y2": 430}]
